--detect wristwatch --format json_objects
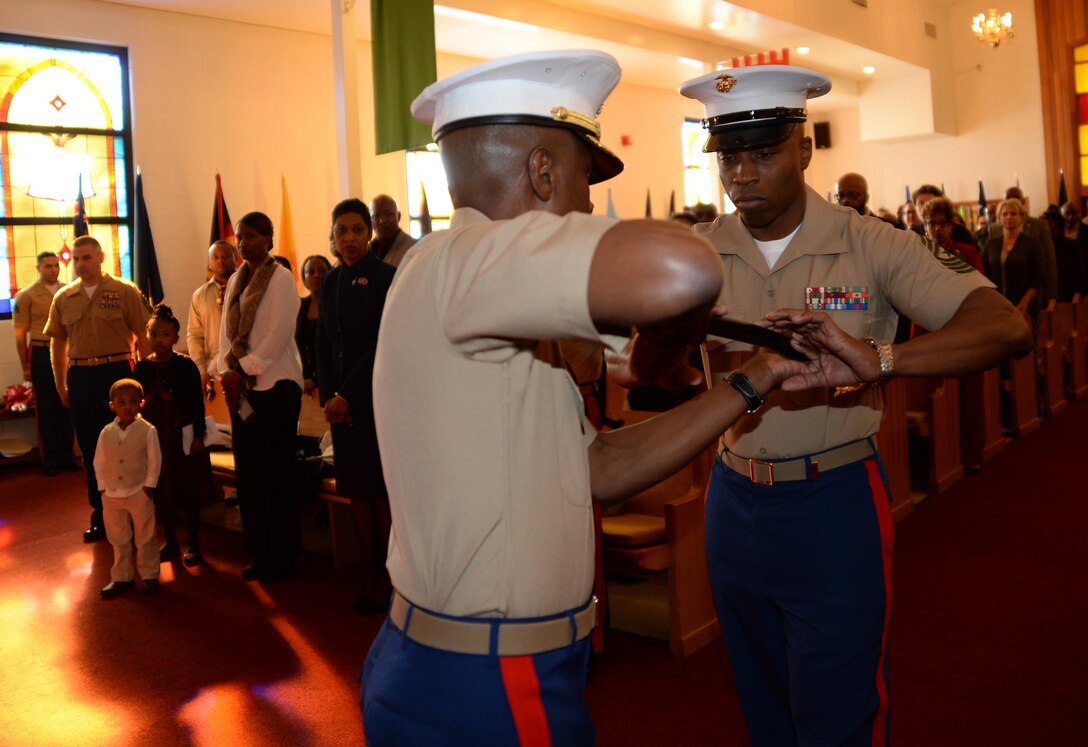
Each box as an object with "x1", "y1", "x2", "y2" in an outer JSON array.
[
  {"x1": 727, "y1": 371, "x2": 764, "y2": 413},
  {"x1": 863, "y1": 337, "x2": 894, "y2": 386}
]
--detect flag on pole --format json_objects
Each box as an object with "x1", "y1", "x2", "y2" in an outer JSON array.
[
  {"x1": 134, "y1": 169, "x2": 164, "y2": 305},
  {"x1": 668, "y1": 190, "x2": 676, "y2": 216},
  {"x1": 645, "y1": 189, "x2": 652, "y2": 218},
  {"x1": 978, "y1": 180, "x2": 988, "y2": 217},
  {"x1": 73, "y1": 177, "x2": 88, "y2": 238},
  {"x1": 209, "y1": 172, "x2": 238, "y2": 272},
  {"x1": 606, "y1": 188, "x2": 617, "y2": 218},
  {"x1": 1058, "y1": 170, "x2": 1068, "y2": 206},
  {"x1": 419, "y1": 188, "x2": 432, "y2": 236},
  {"x1": 279, "y1": 176, "x2": 301, "y2": 291},
  {"x1": 904, "y1": 185, "x2": 911, "y2": 204},
  {"x1": 210, "y1": 172, "x2": 236, "y2": 246},
  {"x1": 371, "y1": 0, "x2": 437, "y2": 154}
]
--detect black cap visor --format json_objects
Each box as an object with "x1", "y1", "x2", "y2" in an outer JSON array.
[
  {"x1": 703, "y1": 122, "x2": 800, "y2": 153},
  {"x1": 435, "y1": 114, "x2": 624, "y2": 184}
]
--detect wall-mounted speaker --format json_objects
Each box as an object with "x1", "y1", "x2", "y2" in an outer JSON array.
[{"x1": 813, "y1": 121, "x2": 831, "y2": 149}]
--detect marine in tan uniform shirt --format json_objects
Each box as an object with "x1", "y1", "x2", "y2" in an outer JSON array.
[
  {"x1": 11, "y1": 252, "x2": 76, "y2": 474},
  {"x1": 43, "y1": 236, "x2": 150, "y2": 541},
  {"x1": 680, "y1": 64, "x2": 1031, "y2": 747}
]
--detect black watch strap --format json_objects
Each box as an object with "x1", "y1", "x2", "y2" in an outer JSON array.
[{"x1": 727, "y1": 371, "x2": 765, "y2": 413}]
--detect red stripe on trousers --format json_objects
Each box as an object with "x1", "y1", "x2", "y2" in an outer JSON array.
[
  {"x1": 499, "y1": 656, "x2": 552, "y2": 747},
  {"x1": 866, "y1": 460, "x2": 894, "y2": 747}
]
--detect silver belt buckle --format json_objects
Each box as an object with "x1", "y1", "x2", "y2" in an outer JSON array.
[{"x1": 748, "y1": 458, "x2": 774, "y2": 486}]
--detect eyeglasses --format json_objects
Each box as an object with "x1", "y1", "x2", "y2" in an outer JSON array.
[{"x1": 835, "y1": 191, "x2": 864, "y2": 201}]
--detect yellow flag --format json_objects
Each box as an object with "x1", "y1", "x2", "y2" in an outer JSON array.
[{"x1": 279, "y1": 175, "x2": 301, "y2": 292}]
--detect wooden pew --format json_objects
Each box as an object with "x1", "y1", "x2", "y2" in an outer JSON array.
[
  {"x1": 1003, "y1": 350, "x2": 1040, "y2": 437},
  {"x1": 1039, "y1": 300, "x2": 1068, "y2": 417},
  {"x1": 205, "y1": 387, "x2": 360, "y2": 567},
  {"x1": 1057, "y1": 295, "x2": 1087, "y2": 400},
  {"x1": 876, "y1": 378, "x2": 912, "y2": 521},
  {"x1": 959, "y1": 368, "x2": 1008, "y2": 471},
  {"x1": 600, "y1": 373, "x2": 719, "y2": 658},
  {"x1": 905, "y1": 376, "x2": 964, "y2": 499}
]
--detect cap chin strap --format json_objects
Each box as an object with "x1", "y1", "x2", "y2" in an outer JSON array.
[{"x1": 704, "y1": 107, "x2": 807, "y2": 132}]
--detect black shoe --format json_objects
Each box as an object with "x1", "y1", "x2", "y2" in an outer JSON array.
[
  {"x1": 241, "y1": 565, "x2": 263, "y2": 581},
  {"x1": 182, "y1": 549, "x2": 203, "y2": 567},
  {"x1": 259, "y1": 566, "x2": 292, "y2": 583},
  {"x1": 44, "y1": 467, "x2": 59, "y2": 477},
  {"x1": 141, "y1": 579, "x2": 160, "y2": 595},
  {"x1": 100, "y1": 580, "x2": 133, "y2": 599},
  {"x1": 83, "y1": 526, "x2": 105, "y2": 543},
  {"x1": 224, "y1": 491, "x2": 240, "y2": 507},
  {"x1": 159, "y1": 543, "x2": 181, "y2": 560}
]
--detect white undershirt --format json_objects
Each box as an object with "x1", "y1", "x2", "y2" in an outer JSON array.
[
  {"x1": 753, "y1": 224, "x2": 802, "y2": 270},
  {"x1": 82, "y1": 283, "x2": 98, "y2": 298}
]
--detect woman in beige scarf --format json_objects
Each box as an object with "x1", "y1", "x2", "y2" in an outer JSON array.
[{"x1": 217, "y1": 212, "x2": 304, "y2": 582}]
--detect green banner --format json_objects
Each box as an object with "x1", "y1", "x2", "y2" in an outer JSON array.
[{"x1": 371, "y1": 0, "x2": 437, "y2": 154}]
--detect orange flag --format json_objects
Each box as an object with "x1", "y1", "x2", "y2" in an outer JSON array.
[{"x1": 279, "y1": 176, "x2": 301, "y2": 292}]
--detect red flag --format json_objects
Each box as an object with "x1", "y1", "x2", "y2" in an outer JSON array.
[{"x1": 209, "y1": 172, "x2": 239, "y2": 263}]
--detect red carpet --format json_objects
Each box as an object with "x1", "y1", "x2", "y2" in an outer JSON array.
[{"x1": 2, "y1": 399, "x2": 1086, "y2": 745}]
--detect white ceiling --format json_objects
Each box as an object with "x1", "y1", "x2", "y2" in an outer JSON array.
[{"x1": 99, "y1": 0, "x2": 939, "y2": 112}]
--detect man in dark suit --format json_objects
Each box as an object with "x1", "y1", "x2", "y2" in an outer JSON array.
[
  {"x1": 316, "y1": 198, "x2": 396, "y2": 613},
  {"x1": 1062, "y1": 201, "x2": 1088, "y2": 274},
  {"x1": 369, "y1": 194, "x2": 417, "y2": 268}
]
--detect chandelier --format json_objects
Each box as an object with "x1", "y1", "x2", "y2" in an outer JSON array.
[{"x1": 972, "y1": 9, "x2": 1013, "y2": 47}]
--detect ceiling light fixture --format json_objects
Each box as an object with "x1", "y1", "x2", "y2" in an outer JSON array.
[
  {"x1": 796, "y1": 46, "x2": 811, "y2": 55},
  {"x1": 708, "y1": 20, "x2": 725, "y2": 30},
  {"x1": 971, "y1": 9, "x2": 1013, "y2": 47},
  {"x1": 863, "y1": 66, "x2": 876, "y2": 75}
]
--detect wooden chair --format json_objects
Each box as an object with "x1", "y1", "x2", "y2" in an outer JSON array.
[
  {"x1": 905, "y1": 376, "x2": 964, "y2": 498},
  {"x1": 1056, "y1": 295, "x2": 1087, "y2": 400},
  {"x1": 1039, "y1": 300, "x2": 1068, "y2": 417},
  {"x1": 599, "y1": 372, "x2": 719, "y2": 658},
  {"x1": 959, "y1": 368, "x2": 1008, "y2": 471}
]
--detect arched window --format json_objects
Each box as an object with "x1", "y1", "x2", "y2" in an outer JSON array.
[{"x1": 0, "y1": 33, "x2": 132, "y2": 318}]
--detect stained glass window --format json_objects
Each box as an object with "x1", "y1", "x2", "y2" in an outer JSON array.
[
  {"x1": 0, "y1": 33, "x2": 132, "y2": 318},
  {"x1": 405, "y1": 145, "x2": 452, "y2": 238},
  {"x1": 1077, "y1": 44, "x2": 1088, "y2": 188}
]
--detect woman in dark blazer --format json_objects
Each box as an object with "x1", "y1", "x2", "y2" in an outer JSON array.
[
  {"x1": 295, "y1": 254, "x2": 332, "y2": 395},
  {"x1": 315, "y1": 198, "x2": 396, "y2": 613},
  {"x1": 982, "y1": 197, "x2": 1046, "y2": 321}
]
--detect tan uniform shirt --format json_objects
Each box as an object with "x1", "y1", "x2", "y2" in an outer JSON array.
[
  {"x1": 43, "y1": 274, "x2": 150, "y2": 358},
  {"x1": 374, "y1": 207, "x2": 623, "y2": 619},
  {"x1": 12, "y1": 280, "x2": 60, "y2": 343},
  {"x1": 187, "y1": 278, "x2": 225, "y2": 377},
  {"x1": 696, "y1": 186, "x2": 992, "y2": 460}
]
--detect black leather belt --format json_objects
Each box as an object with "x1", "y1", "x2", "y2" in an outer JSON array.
[{"x1": 29, "y1": 339, "x2": 50, "y2": 348}]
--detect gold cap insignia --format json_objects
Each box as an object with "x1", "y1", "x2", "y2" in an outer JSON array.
[
  {"x1": 551, "y1": 106, "x2": 602, "y2": 138},
  {"x1": 715, "y1": 74, "x2": 737, "y2": 93},
  {"x1": 355, "y1": 277, "x2": 369, "y2": 286}
]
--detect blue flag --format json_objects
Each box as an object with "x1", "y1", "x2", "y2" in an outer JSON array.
[
  {"x1": 134, "y1": 171, "x2": 164, "y2": 304},
  {"x1": 904, "y1": 185, "x2": 911, "y2": 204},
  {"x1": 977, "y1": 180, "x2": 988, "y2": 217}
]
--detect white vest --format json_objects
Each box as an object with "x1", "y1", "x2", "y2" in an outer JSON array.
[{"x1": 97, "y1": 417, "x2": 157, "y2": 497}]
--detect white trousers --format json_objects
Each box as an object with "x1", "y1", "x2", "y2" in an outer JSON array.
[{"x1": 102, "y1": 490, "x2": 160, "y2": 582}]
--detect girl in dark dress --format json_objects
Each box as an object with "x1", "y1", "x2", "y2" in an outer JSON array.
[{"x1": 134, "y1": 304, "x2": 209, "y2": 566}]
